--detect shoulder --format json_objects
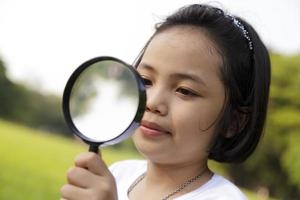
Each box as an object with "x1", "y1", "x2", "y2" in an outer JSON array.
[
  {"x1": 109, "y1": 160, "x2": 147, "y2": 199},
  {"x1": 208, "y1": 174, "x2": 248, "y2": 200},
  {"x1": 109, "y1": 159, "x2": 147, "y2": 180},
  {"x1": 109, "y1": 159, "x2": 147, "y2": 172},
  {"x1": 178, "y1": 174, "x2": 248, "y2": 200}
]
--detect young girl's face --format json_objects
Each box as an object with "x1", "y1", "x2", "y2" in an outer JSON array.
[{"x1": 133, "y1": 26, "x2": 226, "y2": 165}]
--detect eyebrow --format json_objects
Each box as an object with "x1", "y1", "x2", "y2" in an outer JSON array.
[
  {"x1": 171, "y1": 73, "x2": 208, "y2": 88},
  {"x1": 138, "y1": 63, "x2": 208, "y2": 88},
  {"x1": 138, "y1": 63, "x2": 156, "y2": 73}
]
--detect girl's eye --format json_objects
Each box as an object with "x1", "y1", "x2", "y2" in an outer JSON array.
[
  {"x1": 142, "y1": 77, "x2": 152, "y2": 86},
  {"x1": 176, "y1": 87, "x2": 199, "y2": 97}
]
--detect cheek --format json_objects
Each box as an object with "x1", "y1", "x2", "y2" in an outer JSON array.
[
  {"x1": 171, "y1": 104, "x2": 213, "y2": 147},
  {"x1": 173, "y1": 99, "x2": 222, "y2": 133},
  {"x1": 171, "y1": 109, "x2": 216, "y2": 158}
]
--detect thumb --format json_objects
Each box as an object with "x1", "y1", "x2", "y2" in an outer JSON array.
[{"x1": 74, "y1": 151, "x2": 110, "y2": 176}]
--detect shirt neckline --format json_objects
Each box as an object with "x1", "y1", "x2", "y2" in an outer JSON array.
[{"x1": 126, "y1": 161, "x2": 217, "y2": 200}]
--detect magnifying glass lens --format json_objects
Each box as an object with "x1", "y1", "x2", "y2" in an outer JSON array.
[{"x1": 63, "y1": 57, "x2": 146, "y2": 151}]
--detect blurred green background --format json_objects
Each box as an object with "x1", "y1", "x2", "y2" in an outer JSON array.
[{"x1": 1, "y1": 53, "x2": 300, "y2": 200}]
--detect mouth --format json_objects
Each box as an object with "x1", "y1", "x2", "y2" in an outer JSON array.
[{"x1": 140, "y1": 120, "x2": 171, "y2": 137}]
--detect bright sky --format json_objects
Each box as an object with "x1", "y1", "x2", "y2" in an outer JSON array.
[{"x1": 0, "y1": 0, "x2": 299, "y2": 95}]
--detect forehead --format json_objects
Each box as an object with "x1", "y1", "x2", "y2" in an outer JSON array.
[{"x1": 140, "y1": 26, "x2": 223, "y2": 84}]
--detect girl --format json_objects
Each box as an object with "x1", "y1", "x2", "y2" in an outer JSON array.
[{"x1": 60, "y1": 4, "x2": 270, "y2": 200}]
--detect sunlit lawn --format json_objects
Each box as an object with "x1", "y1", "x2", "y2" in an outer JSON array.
[{"x1": 0, "y1": 120, "x2": 275, "y2": 200}]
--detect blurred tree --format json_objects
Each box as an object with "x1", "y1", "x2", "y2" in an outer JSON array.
[
  {"x1": 0, "y1": 57, "x2": 70, "y2": 135},
  {"x1": 228, "y1": 53, "x2": 300, "y2": 199}
]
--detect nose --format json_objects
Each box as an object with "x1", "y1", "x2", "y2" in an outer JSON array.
[{"x1": 146, "y1": 86, "x2": 168, "y2": 116}]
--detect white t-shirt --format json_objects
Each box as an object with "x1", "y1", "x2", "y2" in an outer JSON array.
[{"x1": 109, "y1": 160, "x2": 248, "y2": 200}]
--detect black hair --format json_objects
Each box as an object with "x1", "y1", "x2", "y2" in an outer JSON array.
[{"x1": 133, "y1": 4, "x2": 271, "y2": 163}]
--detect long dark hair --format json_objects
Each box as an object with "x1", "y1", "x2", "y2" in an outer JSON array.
[{"x1": 134, "y1": 4, "x2": 271, "y2": 163}]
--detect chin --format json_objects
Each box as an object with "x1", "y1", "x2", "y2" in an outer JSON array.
[{"x1": 132, "y1": 131, "x2": 176, "y2": 164}]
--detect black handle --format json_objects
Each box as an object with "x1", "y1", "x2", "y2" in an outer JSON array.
[{"x1": 89, "y1": 144, "x2": 99, "y2": 153}]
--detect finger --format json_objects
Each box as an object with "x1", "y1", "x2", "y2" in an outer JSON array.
[
  {"x1": 74, "y1": 152, "x2": 110, "y2": 176},
  {"x1": 67, "y1": 166, "x2": 97, "y2": 188},
  {"x1": 60, "y1": 184, "x2": 88, "y2": 200}
]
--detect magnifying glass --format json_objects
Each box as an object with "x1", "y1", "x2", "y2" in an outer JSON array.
[{"x1": 62, "y1": 56, "x2": 146, "y2": 153}]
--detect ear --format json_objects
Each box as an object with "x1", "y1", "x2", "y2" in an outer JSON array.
[{"x1": 224, "y1": 107, "x2": 250, "y2": 138}]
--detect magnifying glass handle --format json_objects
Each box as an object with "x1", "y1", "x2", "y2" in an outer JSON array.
[{"x1": 89, "y1": 144, "x2": 99, "y2": 153}]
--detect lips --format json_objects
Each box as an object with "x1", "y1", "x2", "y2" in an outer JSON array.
[{"x1": 140, "y1": 120, "x2": 171, "y2": 137}]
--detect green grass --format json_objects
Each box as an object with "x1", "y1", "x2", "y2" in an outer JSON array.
[
  {"x1": 0, "y1": 120, "x2": 276, "y2": 200},
  {"x1": 0, "y1": 120, "x2": 140, "y2": 199}
]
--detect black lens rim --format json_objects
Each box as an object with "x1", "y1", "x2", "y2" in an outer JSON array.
[{"x1": 62, "y1": 56, "x2": 146, "y2": 146}]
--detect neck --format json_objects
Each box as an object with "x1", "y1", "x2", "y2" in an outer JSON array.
[
  {"x1": 145, "y1": 159, "x2": 212, "y2": 190},
  {"x1": 127, "y1": 159, "x2": 213, "y2": 200}
]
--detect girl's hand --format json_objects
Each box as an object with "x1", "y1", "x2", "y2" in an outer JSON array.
[{"x1": 60, "y1": 152, "x2": 117, "y2": 200}]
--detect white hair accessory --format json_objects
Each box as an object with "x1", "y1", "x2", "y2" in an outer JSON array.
[{"x1": 226, "y1": 14, "x2": 254, "y2": 51}]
